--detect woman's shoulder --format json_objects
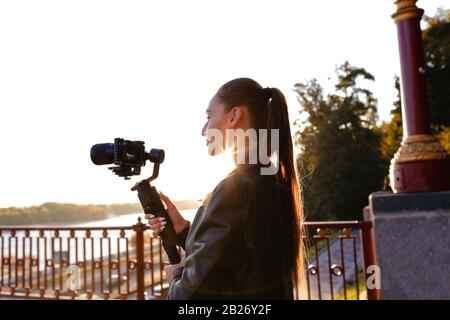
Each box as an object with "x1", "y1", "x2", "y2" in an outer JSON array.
[
  {"x1": 212, "y1": 172, "x2": 248, "y2": 199},
  {"x1": 198, "y1": 170, "x2": 248, "y2": 207},
  {"x1": 228, "y1": 165, "x2": 278, "y2": 189},
  {"x1": 203, "y1": 165, "x2": 277, "y2": 207}
]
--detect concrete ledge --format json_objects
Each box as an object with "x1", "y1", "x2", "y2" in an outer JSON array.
[{"x1": 370, "y1": 191, "x2": 450, "y2": 213}]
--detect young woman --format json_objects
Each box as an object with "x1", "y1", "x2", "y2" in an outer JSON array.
[{"x1": 146, "y1": 78, "x2": 304, "y2": 299}]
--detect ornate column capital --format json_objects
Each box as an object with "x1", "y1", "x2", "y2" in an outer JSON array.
[{"x1": 391, "y1": 0, "x2": 424, "y2": 23}]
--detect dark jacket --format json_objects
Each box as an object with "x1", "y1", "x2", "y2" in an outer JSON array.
[{"x1": 167, "y1": 165, "x2": 294, "y2": 300}]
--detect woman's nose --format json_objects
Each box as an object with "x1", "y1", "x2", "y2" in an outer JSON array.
[{"x1": 201, "y1": 122, "x2": 207, "y2": 137}]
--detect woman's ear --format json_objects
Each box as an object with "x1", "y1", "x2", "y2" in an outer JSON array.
[{"x1": 227, "y1": 106, "x2": 242, "y2": 128}]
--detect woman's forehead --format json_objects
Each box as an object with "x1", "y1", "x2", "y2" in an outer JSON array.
[{"x1": 207, "y1": 97, "x2": 224, "y2": 112}]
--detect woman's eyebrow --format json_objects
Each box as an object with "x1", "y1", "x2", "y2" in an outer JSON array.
[{"x1": 206, "y1": 109, "x2": 210, "y2": 114}]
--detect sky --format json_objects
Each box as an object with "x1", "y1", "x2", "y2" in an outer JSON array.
[{"x1": 0, "y1": 0, "x2": 447, "y2": 208}]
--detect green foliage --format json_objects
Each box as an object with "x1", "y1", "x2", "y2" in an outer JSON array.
[
  {"x1": 436, "y1": 126, "x2": 450, "y2": 152},
  {"x1": 423, "y1": 8, "x2": 450, "y2": 128},
  {"x1": 423, "y1": 9, "x2": 450, "y2": 151},
  {"x1": 380, "y1": 76, "x2": 403, "y2": 160},
  {"x1": 294, "y1": 62, "x2": 387, "y2": 221},
  {"x1": 334, "y1": 272, "x2": 367, "y2": 300}
]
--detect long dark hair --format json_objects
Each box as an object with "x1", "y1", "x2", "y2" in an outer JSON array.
[{"x1": 214, "y1": 77, "x2": 305, "y2": 298}]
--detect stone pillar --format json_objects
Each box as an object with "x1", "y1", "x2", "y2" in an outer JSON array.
[
  {"x1": 389, "y1": 0, "x2": 450, "y2": 193},
  {"x1": 369, "y1": 191, "x2": 450, "y2": 299}
]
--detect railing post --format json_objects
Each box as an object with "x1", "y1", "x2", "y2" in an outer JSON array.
[
  {"x1": 133, "y1": 218, "x2": 146, "y2": 300},
  {"x1": 361, "y1": 207, "x2": 381, "y2": 300}
]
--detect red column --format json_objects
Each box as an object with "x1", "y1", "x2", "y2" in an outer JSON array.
[{"x1": 390, "y1": 0, "x2": 450, "y2": 193}]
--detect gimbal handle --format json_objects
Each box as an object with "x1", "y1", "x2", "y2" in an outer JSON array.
[{"x1": 131, "y1": 179, "x2": 181, "y2": 265}]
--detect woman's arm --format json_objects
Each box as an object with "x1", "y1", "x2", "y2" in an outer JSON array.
[{"x1": 167, "y1": 176, "x2": 246, "y2": 300}]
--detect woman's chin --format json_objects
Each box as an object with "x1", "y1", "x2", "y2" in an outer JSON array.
[
  {"x1": 207, "y1": 144, "x2": 226, "y2": 156},
  {"x1": 207, "y1": 148, "x2": 222, "y2": 156}
]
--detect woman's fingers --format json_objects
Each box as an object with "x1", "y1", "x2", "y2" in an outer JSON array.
[
  {"x1": 159, "y1": 191, "x2": 186, "y2": 231},
  {"x1": 147, "y1": 215, "x2": 166, "y2": 226},
  {"x1": 143, "y1": 191, "x2": 183, "y2": 236},
  {"x1": 159, "y1": 191, "x2": 176, "y2": 209},
  {"x1": 144, "y1": 214, "x2": 167, "y2": 236}
]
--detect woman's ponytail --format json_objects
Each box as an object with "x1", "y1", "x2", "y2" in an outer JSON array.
[
  {"x1": 265, "y1": 88, "x2": 294, "y2": 180},
  {"x1": 264, "y1": 87, "x2": 305, "y2": 299}
]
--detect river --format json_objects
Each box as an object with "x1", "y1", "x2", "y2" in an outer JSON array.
[{"x1": 68, "y1": 208, "x2": 199, "y2": 228}]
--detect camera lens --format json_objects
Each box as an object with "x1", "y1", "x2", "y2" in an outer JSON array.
[{"x1": 90, "y1": 143, "x2": 115, "y2": 165}]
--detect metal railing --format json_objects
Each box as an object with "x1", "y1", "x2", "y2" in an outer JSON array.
[
  {"x1": 303, "y1": 220, "x2": 381, "y2": 300},
  {"x1": 0, "y1": 218, "x2": 380, "y2": 300},
  {"x1": 0, "y1": 218, "x2": 165, "y2": 300}
]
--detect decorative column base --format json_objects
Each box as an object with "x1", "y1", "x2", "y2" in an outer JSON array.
[{"x1": 390, "y1": 134, "x2": 450, "y2": 192}]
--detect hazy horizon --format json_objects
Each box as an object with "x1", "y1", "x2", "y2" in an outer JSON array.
[{"x1": 0, "y1": 198, "x2": 202, "y2": 209}]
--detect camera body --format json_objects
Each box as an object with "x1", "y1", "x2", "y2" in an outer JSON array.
[{"x1": 90, "y1": 138, "x2": 164, "y2": 179}]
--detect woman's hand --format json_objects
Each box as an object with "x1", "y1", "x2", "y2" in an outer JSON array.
[
  {"x1": 165, "y1": 258, "x2": 185, "y2": 282},
  {"x1": 145, "y1": 191, "x2": 188, "y2": 236}
]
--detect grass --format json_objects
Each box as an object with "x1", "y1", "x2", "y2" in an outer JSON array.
[{"x1": 334, "y1": 274, "x2": 367, "y2": 300}]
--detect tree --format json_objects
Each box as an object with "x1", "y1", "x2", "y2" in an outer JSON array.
[
  {"x1": 380, "y1": 76, "x2": 403, "y2": 160},
  {"x1": 294, "y1": 62, "x2": 387, "y2": 221},
  {"x1": 423, "y1": 8, "x2": 450, "y2": 129},
  {"x1": 423, "y1": 8, "x2": 450, "y2": 152}
]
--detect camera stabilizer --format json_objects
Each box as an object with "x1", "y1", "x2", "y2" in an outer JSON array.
[{"x1": 91, "y1": 138, "x2": 181, "y2": 264}]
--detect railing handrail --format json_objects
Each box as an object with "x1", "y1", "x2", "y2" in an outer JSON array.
[
  {"x1": 303, "y1": 220, "x2": 372, "y2": 230},
  {"x1": 0, "y1": 220, "x2": 370, "y2": 231},
  {"x1": 0, "y1": 225, "x2": 149, "y2": 231}
]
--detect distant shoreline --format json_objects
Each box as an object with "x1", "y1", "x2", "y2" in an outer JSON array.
[{"x1": 0, "y1": 200, "x2": 201, "y2": 226}]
